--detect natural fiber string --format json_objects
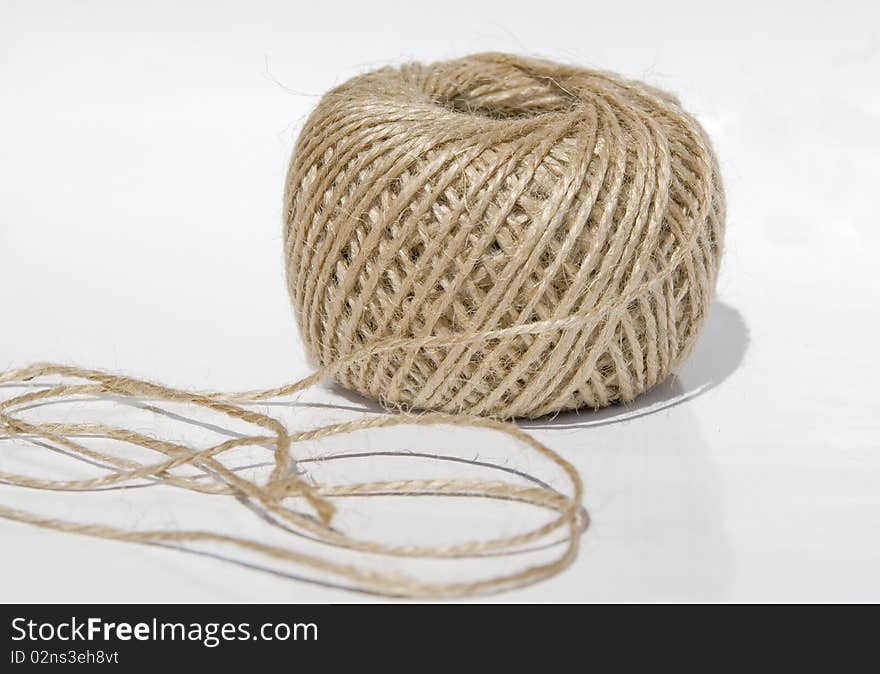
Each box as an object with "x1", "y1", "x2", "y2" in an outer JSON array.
[
  {"x1": 0, "y1": 362, "x2": 583, "y2": 598},
  {"x1": 0, "y1": 53, "x2": 724, "y2": 597},
  {"x1": 284, "y1": 53, "x2": 724, "y2": 418}
]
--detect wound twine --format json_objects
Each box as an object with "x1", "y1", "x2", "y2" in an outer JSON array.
[{"x1": 0, "y1": 53, "x2": 724, "y2": 598}]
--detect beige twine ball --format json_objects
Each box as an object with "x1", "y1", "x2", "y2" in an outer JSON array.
[{"x1": 283, "y1": 52, "x2": 725, "y2": 419}]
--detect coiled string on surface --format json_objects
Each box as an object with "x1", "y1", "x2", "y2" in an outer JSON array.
[
  {"x1": 0, "y1": 362, "x2": 583, "y2": 598},
  {"x1": 0, "y1": 53, "x2": 724, "y2": 597}
]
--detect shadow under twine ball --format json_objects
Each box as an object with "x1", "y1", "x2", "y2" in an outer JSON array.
[{"x1": 283, "y1": 52, "x2": 726, "y2": 419}]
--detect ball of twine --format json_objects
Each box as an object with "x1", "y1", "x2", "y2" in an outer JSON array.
[
  {"x1": 0, "y1": 54, "x2": 726, "y2": 598},
  {"x1": 284, "y1": 52, "x2": 725, "y2": 418}
]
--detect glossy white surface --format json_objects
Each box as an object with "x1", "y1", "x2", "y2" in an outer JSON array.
[{"x1": 1, "y1": 0, "x2": 878, "y2": 602}]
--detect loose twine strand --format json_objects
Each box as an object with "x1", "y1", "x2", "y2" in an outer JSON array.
[{"x1": 0, "y1": 359, "x2": 583, "y2": 598}]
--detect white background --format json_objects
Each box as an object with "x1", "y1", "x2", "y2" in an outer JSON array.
[{"x1": 1, "y1": 0, "x2": 878, "y2": 602}]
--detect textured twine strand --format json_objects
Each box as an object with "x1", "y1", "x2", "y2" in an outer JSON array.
[
  {"x1": 0, "y1": 362, "x2": 584, "y2": 597},
  {"x1": 0, "y1": 53, "x2": 723, "y2": 598}
]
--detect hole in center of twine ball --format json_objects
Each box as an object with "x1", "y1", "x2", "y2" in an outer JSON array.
[{"x1": 433, "y1": 68, "x2": 579, "y2": 120}]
